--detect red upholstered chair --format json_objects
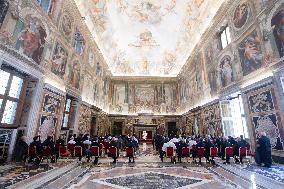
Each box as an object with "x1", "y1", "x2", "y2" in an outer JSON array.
[
  {"x1": 60, "y1": 146, "x2": 70, "y2": 157},
  {"x1": 210, "y1": 147, "x2": 218, "y2": 158},
  {"x1": 74, "y1": 146, "x2": 83, "y2": 157},
  {"x1": 108, "y1": 147, "x2": 118, "y2": 158},
  {"x1": 104, "y1": 142, "x2": 110, "y2": 154},
  {"x1": 197, "y1": 147, "x2": 205, "y2": 158},
  {"x1": 166, "y1": 147, "x2": 174, "y2": 157},
  {"x1": 42, "y1": 146, "x2": 51, "y2": 162},
  {"x1": 239, "y1": 147, "x2": 247, "y2": 157},
  {"x1": 182, "y1": 147, "x2": 190, "y2": 157},
  {"x1": 28, "y1": 146, "x2": 37, "y2": 157},
  {"x1": 90, "y1": 146, "x2": 100, "y2": 157},
  {"x1": 67, "y1": 144, "x2": 75, "y2": 156},
  {"x1": 225, "y1": 147, "x2": 234, "y2": 157},
  {"x1": 126, "y1": 147, "x2": 134, "y2": 157}
]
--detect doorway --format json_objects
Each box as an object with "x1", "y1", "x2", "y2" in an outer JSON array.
[
  {"x1": 167, "y1": 122, "x2": 178, "y2": 137},
  {"x1": 112, "y1": 121, "x2": 123, "y2": 136}
]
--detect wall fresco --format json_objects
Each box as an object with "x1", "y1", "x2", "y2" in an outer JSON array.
[
  {"x1": 16, "y1": 15, "x2": 47, "y2": 64},
  {"x1": 51, "y1": 42, "x2": 68, "y2": 77},
  {"x1": 271, "y1": 7, "x2": 284, "y2": 58},
  {"x1": 238, "y1": 30, "x2": 263, "y2": 76}
]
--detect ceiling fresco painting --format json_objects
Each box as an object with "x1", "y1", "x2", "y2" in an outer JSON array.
[{"x1": 75, "y1": 0, "x2": 225, "y2": 77}]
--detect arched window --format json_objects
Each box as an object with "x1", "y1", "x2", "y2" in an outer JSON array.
[
  {"x1": 0, "y1": 0, "x2": 9, "y2": 27},
  {"x1": 36, "y1": 0, "x2": 53, "y2": 14},
  {"x1": 74, "y1": 29, "x2": 85, "y2": 55}
]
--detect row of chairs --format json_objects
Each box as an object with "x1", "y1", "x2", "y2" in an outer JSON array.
[
  {"x1": 164, "y1": 146, "x2": 248, "y2": 161},
  {"x1": 28, "y1": 145, "x2": 135, "y2": 163}
]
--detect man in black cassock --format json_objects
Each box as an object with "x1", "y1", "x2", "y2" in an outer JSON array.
[{"x1": 256, "y1": 132, "x2": 272, "y2": 168}]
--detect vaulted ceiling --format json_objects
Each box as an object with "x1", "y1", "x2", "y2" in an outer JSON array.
[{"x1": 75, "y1": 0, "x2": 225, "y2": 77}]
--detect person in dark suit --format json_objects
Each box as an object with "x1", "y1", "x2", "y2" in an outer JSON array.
[
  {"x1": 196, "y1": 138, "x2": 205, "y2": 164},
  {"x1": 256, "y1": 132, "x2": 272, "y2": 168},
  {"x1": 91, "y1": 137, "x2": 100, "y2": 165},
  {"x1": 222, "y1": 137, "x2": 231, "y2": 164},
  {"x1": 56, "y1": 135, "x2": 65, "y2": 146},
  {"x1": 15, "y1": 136, "x2": 28, "y2": 163},
  {"x1": 29, "y1": 136, "x2": 42, "y2": 165},
  {"x1": 204, "y1": 138, "x2": 213, "y2": 163},
  {"x1": 235, "y1": 136, "x2": 247, "y2": 163},
  {"x1": 127, "y1": 137, "x2": 137, "y2": 163},
  {"x1": 109, "y1": 137, "x2": 119, "y2": 163},
  {"x1": 176, "y1": 139, "x2": 187, "y2": 163}
]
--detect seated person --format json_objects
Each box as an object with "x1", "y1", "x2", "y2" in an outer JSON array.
[
  {"x1": 109, "y1": 137, "x2": 119, "y2": 163},
  {"x1": 83, "y1": 136, "x2": 92, "y2": 162},
  {"x1": 162, "y1": 139, "x2": 176, "y2": 163},
  {"x1": 91, "y1": 137, "x2": 100, "y2": 165},
  {"x1": 29, "y1": 136, "x2": 42, "y2": 165},
  {"x1": 127, "y1": 137, "x2": 137, "y2": 163},
  {"x1": 42, "y1": 136, "x2": 56, "y2": 162},
  {"x1": 176, "y1": 138, "x2": 188, "y2": 163}
]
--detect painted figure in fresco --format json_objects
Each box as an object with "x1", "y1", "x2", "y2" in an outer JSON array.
[
  {"x1": 238, "y1": 31, "x2": 263, "y2": 76},
  {"x1": 272, "y1": 9, "x2": 284, "y2": 58},
  {"x1": 88, "y1": 52, "x2": 95, "y2": 67},
  {"x1": 61, "y1": 14, "x2": 73, "y2": 38},
  {"x1": 233, "y1": 2, "x2": 249, "y2": 29},
  {"x1": 219, "y1": 56, "x2": 232, "y2": 87},
  {"x1": 51, "y1": 43, "x2": 68, "y2": 76},
  {"x1": 0, "y1": 0, "x2": 9, "y2": 27},
  {"x1": 96, "y1": 62, "x2": 102, "y2": 77},
  {"x1": 208, "y1": 70, "x2": 217, "y2": 95},
  {"x1": 43, "y1": 95, "x2": 60, "y2": 114},
  {"x1": 69, "y1": 61, "x2": 81, "y2": 89},
  {"x1": 18, "y1": 17, "x2": 47, "y2": 64},
  {"x1": 74, "y1": 29, "x2": 85, "y2": 55}
]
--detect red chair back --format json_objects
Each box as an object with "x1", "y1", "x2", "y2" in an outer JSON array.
[
  {"x1": 210, "y1": 147, "x2": 218, "y2": 157},
  {"x1": 67, "y1": 144, "x2": 75, "y2": 150},
  {"x1": 74, "y1": 146, "x2": 82, "y2": 157},
  {"x1": 239, "y1": 147, "x2": 247, "y2": 157},
  {"x1": 103, "y1": 142, "x2": 110, "y2": 149},
  {"x1": 60, "y1": 146, "x2": 70, "y2": 157},
  {"x1": 166, "y1": 147, "x2": 174, "y2": 157},
  {"x1": 29, "y1": 146, "x2": 37, "y2": 157},
  {"x1": 126, "y1": 147, "x2": 134, "y2": 157},
  {"x1": 90, "y1": 146, "x2": 100, "y2": 157},
  {"x1": 197, "y1": 147, "x2": 205, "y2": 158},
  {"x1": 182, "y1": 147, "x2": 190, "y2": 157},
  {"x1": 191, "y1": 144, "x2": 197, "y2": 151},
  {"x1": 225, "y1": 147, "x2": 234, "y2": 157},
  {"x1": 108, "y1": 147, "x2": 118, "y2": 157},
  {"x1": 42, "y1": 146, "x2": 51, "y2": 157}
]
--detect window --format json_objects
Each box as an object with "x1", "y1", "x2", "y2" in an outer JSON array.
[
  {"x1": 219, "y1": 25, "x2": 231, "y2": 49},
  {"x1": 0, "y1": 69, "x2": 24, "y2": 126},
  {"x1": 62, "y1": 97, "x2": 72, "y2": 128},
  {"x1": 36, "y1": 0, "x2": 53, "y2": 13}
]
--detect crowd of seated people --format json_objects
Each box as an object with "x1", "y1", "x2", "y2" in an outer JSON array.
[
  {"x1": 154, "y1": 134, "x2": 250, "y2": 165},
  {"x1": 13, "y1": 132, "x2": 272, "y2": 167},
  {"x1": 14, "y1": 134, "x2": 139, "y2": 165}
]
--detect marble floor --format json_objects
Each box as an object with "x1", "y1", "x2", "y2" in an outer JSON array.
[{"x1": 1, "y1": 145, "x2": 283, "y2": 189}]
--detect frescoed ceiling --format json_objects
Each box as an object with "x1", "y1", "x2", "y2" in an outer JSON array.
[{"x1": 75, "y1": 0, "x2": 225, "y2": 77}]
